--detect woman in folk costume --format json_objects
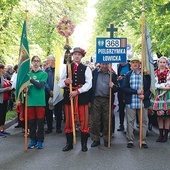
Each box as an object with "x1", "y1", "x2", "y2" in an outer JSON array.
[
  {"x1": 151, "y1": 56, "x2": 170, "y2": 142},
  {"x1": 58, "y1": 47, "x2": 92, "y2": 152}
]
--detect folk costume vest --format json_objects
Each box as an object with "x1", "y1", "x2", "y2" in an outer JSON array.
[{"x1": 63, "y1": 63, "x2": 90, "y2": 105}]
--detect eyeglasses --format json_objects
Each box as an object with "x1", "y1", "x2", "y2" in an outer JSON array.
[{"x1": 33, "y1": 60, "x2": 40, "y2": 63}]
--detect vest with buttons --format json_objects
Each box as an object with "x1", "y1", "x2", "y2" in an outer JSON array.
[{"x1": 63, "y1": 63, "x2": 90, "y2": 105}]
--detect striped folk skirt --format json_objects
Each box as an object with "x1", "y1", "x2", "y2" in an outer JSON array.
[{"x1": 150, "y1": 89, "x2": 170, "y2": 117}]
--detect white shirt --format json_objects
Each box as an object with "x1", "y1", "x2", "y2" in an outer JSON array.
[
  {"x1": 58, "y1": 64, "x2": 92, "y2": 94},
  {"x1": 11, "y1": 72, "x2": 17, "y2": 89}
]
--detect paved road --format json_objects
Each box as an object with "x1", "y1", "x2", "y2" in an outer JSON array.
[{"x1": 0, "y1": 112, "x2": 170, "y2": 170}]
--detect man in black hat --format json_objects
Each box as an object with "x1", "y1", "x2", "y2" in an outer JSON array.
[{"x1": 58, "y1": 47, "x2": 92, "y2": 152}]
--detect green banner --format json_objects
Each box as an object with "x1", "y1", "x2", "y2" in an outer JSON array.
[{"x1": 16, "y1": 20, "x2": 30, "y2": 100}]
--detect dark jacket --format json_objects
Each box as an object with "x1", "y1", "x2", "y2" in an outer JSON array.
[
  {"x1": 90, "y1": 68, "x2": 119, "y2": 103},
  {"x1": 122, "y1": 70, "x2": 151, "y2": 108},
  {"x1": 45, "y1": 67, "x2": 54, "y2": 94},
  {"x1": 117, "y1": 62, "x2": 131, "y2": 76}
]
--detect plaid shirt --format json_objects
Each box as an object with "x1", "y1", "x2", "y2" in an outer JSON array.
[{"x1": 126, "y1": 70, "x2": 143, "y2": 109}]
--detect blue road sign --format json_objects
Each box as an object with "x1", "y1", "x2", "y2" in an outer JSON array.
[{"x1": 96, "y1": 38, "x2": 127, "y2": 63}]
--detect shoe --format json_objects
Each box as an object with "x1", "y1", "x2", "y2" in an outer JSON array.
[
  {"x1": 56, "y1": 129, "x2": 62, "y2": 134},
  {"x1": 117, "y1": 125, "x2": 124, "y2": 131},
  {"x1": 104, "y1": 141, "x2": 109, "y2": 147},
  {"x1": 62, "y1": 144, "x2": 73, "y2": 152},
  {"x1": 45, "y1": 129, "x2": 52, "y2": 134},
  {"x1": 15, "y1": 124, "x2": 21, "y2": 128},
  {"x1": 28, "y1": 139, "x2": 37, "y2": 149},
  {"x1": 1, "y1": 130, "x2": 10, "y2": 135},
  {"x1": 91, "y1": 141, "x2": 100, "y2": 147},
  {"x1": 81, "y1": 143, "x2": 88, "y2": 152},
  {"x1": 142, "y1": 143, "x2": 148, "y2": 149},
  {"x1": 0, "y1": 132, "x2": 6, "y2": 137},
  {"x1": 161, "y1": 137, "x2": 168, "y2": 143},
  {"x1": 127, "y1": 143, "x2": 134, "y2": 148},
  {"x1": 36, "y1": 141, "x2": 43, "y2": 149},
  {"x1": 156, "y1": 136, "x2": 163, "y2": 142}
]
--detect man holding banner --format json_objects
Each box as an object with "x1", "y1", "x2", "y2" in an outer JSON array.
[
  {"x1": 58, "y1": 47, "x2": 92, "y2": 152},
  {"x1": 90, "y1": 63, "x2": 119, "y2": 147},
  {"x1": 122, "y1": 56, "x2": 151, "y2": 148}
]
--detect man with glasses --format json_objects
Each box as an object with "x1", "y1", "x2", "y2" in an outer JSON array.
[{"x1": 123, "y1": 56, "x2": 151, "y2": 148}]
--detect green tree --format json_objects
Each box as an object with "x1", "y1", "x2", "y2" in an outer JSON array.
[
  {"x1": 92, "y1": 0, "x2": 170, "y2": 57},
  {"x1": 0, "y1": 0, "x2": 21, "y2": 63},
  {"x1": 17, "y1": 0, "x2": 88, "y2": 58},
  {"x1": 0, "y1": 0, "x2": 88, "y2": 64}
]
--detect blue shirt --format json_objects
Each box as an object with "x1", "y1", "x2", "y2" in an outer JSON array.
[
  {"x1": 118, "y1": 63, "x2": 131, "y2": 87},
  {"x1": 126, "y1": 70, "x2": 142, "y2": 109}
]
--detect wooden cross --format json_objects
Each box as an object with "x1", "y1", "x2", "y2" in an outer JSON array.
[{"x1": 106, "y1": 24, "x2": 118, "y2": 38}]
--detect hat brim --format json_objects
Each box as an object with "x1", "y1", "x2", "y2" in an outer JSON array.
[
  {"x1": 71, "y1": 51, "x2": 85, "y2": 57},
  {"x1": 130, "y1": 60, "x2": 140, "y2": 62}
]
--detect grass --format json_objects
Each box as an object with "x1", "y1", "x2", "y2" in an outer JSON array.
[{"x1": 6, "y1": 109, "x2": 17, "y2": 121}]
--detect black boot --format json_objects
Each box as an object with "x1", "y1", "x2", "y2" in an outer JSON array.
[
  {"x1": 81, "y1": 132, "x2": 90, "y2": 152},
  {"x1": 156, "y1": 129, "x2": 163, "y2": 142},
  {"x1": 161, "y1": 129, "x2": 169, "y2": 143},
  {"x1": 62, "y1": 133, "x2": 73, "y2": 152}
]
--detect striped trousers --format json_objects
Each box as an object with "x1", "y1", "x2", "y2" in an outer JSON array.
[{"x1": 64, "y1": 104, "x2": 89, "y2": 134}]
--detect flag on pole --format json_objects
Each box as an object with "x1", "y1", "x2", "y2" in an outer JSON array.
[
  {"x1": 53, "y1": 45, "x2": 64, "y2": 105},
  {"x1": 143, "y1": 20, "x2": 155, "y2": 96},
  {"x1": 16, "y1": 20, "x2": 30, "y2": 100}
]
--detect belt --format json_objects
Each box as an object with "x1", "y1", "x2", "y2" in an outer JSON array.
[
  {"x1": 95, "y1": 96, "x2": 109, "y2": 99},
  {"x1": 65, "y1": 85, "x2": 83, "y2": 91}
]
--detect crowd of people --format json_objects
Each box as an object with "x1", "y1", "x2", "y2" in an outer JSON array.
[{"x1": 0, "y1": 48, "x2": 170, "y2": 151}]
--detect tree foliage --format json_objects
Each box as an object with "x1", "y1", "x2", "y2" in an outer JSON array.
[
  {"x1": 0, "y1": 0, "x2": 88, "y2": 64},
  {"x1": 0, "y1": 0, "x2": 21, "y2": 63}
]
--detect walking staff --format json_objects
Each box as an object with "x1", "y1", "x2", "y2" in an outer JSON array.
[{"x1": 57, "y1": 17, "x2": 76, "y2": 144}]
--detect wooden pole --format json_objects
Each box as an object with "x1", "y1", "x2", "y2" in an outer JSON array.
[
  {"x1": 105, "y1": 24, "x2": 118, "y2": 148},
  {"x1": 108, "y1": 63, "x2": 112, "y2": 148},
  {"x1": 67, "y1": 63, "x2": 76, "y2": 144},
  {"x1": 24, "y1": 90, "x2": 28, "y2": 151},
  {"x1": 66, "y1": 38, "x2": 76, "y2": 144},
  {"x1": 140, "y1": 7, "x2": 146, "y2": 148},
  {"x1": 24, "y1": 2, "x2": 29, "y2": 152}
]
